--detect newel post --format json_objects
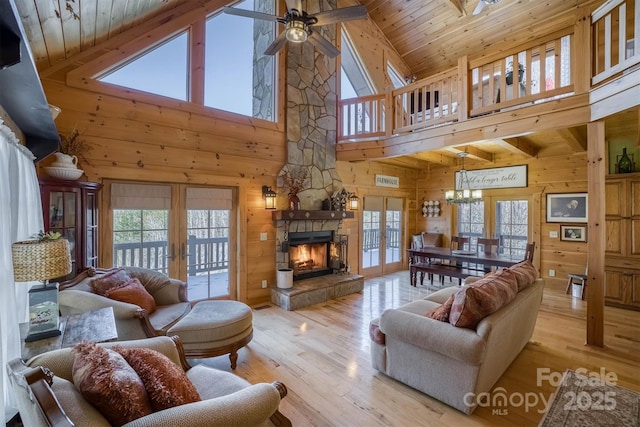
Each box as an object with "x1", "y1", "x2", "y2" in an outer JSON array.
[
  {"x1": 574, "y1": 6, "x2": 593, "y2": 94},
  {"x1": 384, "y1": 85, "x2": 393, "y2": 138}
]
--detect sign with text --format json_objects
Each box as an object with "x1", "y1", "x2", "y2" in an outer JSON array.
[
  {"x1": 455, "y1": 165, "x2": 527, "y2": 190},
  {"x1": 375, "y1": 174, "x2": 400, "y2": 188}
]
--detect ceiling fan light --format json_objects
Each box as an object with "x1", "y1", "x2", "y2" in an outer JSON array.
[{"x1": 286, "y1": 20, "x2": 307, "y2": 43}]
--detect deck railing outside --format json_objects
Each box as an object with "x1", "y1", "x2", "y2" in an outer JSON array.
[{"x1": 114, "y1": 236, "x2": 229, "y2": 275}]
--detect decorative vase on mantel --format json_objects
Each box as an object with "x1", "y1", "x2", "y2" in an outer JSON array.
[
  {"x1": 288, "y1": 193, "x2": 301, "y2": 210},
  {"x1": 617, "y1": 147, "x2": 634, "y2": 174}
]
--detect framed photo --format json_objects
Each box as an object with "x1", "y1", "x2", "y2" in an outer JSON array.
[
  {"x1": 560, "y1": 225, "x2": 587, "y2": 242},
  {"x1": 546, "y1": 193, "x2": 588, "y2": 223}
]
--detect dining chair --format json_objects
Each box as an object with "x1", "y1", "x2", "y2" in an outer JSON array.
[
  {"x1": 435, "y1": 236, "x2": 470, "y2": 285},
  {"x1": 524, "y1": 242, "x2": 535, "y2": 262},
  {"x1": 475, "y1": 237, "x2": 500, "y2": 272}
]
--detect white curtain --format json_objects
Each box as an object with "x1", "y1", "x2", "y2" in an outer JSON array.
[{"x1": 0, "y1": 118, "x2": 44, "y2": 422}]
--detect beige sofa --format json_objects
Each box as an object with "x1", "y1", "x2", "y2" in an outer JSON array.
[{"x1": 369, "y1": 272, "x2": 544, "y2": 414}]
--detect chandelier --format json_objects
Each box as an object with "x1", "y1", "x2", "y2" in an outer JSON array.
[{"x1": 445, "y1": 152, "x2": 482, "y2": 204}]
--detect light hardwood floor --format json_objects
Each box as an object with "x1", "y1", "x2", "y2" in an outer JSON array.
[{"x1": 195, "y1": 272, "x2": 640, "y2": 427}]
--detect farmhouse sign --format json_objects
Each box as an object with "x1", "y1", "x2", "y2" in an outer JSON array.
[
  {"x1": 455, "y1": 165, "x2": 527, "y2": 190},
  {"x1": 375, "y1": 174, "x2": 400, "y2": 188}
]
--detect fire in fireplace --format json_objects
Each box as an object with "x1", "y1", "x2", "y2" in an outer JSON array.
[{"x1": 288, "y1": 231, "x2": 346, "y2": 280}]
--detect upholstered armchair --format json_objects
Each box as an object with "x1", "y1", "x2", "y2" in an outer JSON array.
[
  {"x1": 8, "y1": 336, "x2": 291, "y2": 427},
  {"x1": 59, "y1": 267, "x2": 191, "y2": 341}
]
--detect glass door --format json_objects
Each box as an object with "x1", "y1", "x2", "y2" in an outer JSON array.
[
  {"x1": 182, "y1": 187, "x2": 233, "y2": 300},
  {"x1": 107, "y1": 182, "x2": 236, "y2": 301},
  {"x1": 361, "y1": 196, "x2": 404, "y2": 276}
]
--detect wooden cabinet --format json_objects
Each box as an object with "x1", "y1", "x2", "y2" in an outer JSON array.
[
  {"x1": 605, "y1": 174, "x2": 640, "y2": 310},
  {"x1": 39, "y1": 179, "x2": 102, "y2": 279}
]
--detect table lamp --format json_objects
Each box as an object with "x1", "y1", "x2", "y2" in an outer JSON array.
[{"x1": 11, "y1": 236, "x2": 72, "y2": 341}]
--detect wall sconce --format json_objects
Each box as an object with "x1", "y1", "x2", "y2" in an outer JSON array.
[
  {"x1": 348, "y1": 193, "x2": 359, "y2": 210},
  {"x1": 262, "y1": 185, "x2": 276, "y2": 210},
  {"x1": 422, "y1": 200, "x2": 441, "y2": 217}
]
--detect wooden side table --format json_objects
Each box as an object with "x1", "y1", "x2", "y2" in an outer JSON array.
[{"x1": 20, "y1": 307, "x2": 118, "y2": 360}]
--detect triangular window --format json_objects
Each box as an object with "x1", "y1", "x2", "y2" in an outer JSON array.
[
  {"x1": 340, "y1": 29, "x2": 373, "y2": 99},
  {"x1": 99, "y1": 32, "x2": 188, "y2": 101}
]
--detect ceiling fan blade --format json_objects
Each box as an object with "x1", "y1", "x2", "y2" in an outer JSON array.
[
  {"x1": 264, "y1": 30, "x2": 288, "y2": 56},
  {"x1": 311, "y1": 6, "x2": 368, "y2": 26},
  {"x1": 285, "y1": 0, "x2": 302, "y2": 13},
  {"x1": 308, "y1": 31, "x2": 340, "y2": 58},
  {"x1": 472, "y1": 1, "x2": 486, "y2": 15},
  {"x1": 222, "y1": 7, "x2": 280, "y2": 22}
]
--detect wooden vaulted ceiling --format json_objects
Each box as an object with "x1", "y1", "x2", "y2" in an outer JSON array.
[{"x1": 13, "y1": 0, "x2": 640, "y2": 170}]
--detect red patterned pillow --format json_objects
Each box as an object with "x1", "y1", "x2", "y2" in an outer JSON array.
[
  {"x1": 90, "y1": 268, "x2": 132, "y2": 296},
  {"x1": 509, "y1": 260, "x2": 539, "y2": 291},
  {"x1": 104, "y1": 278, "x2": 157, "y2": 314},
  {"x1": 72, "y1": 342, "x2": 152, "y2": 426},
  {"x1": 114, "y1": 346, "x2": 200, "y2": 411},
  {"x1": 427, "y1": 294, "x2": 455, "y2": 322},
  {"x1": 449, "y1": 268, "x2": 518, "y2": 329}
]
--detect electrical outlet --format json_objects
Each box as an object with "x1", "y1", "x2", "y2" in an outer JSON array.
[
  {"x1": 549, "y1": 231, "x2": 558, "y2": 238},
  {"x1": 261, "y1": 280, "x2": 267, "y2": 288},
  {"x1": 549, "y1": 269, "x2": 555, "y2": 277},
  {"x1": 260, "y1": 232, "x2": 267, "y2": 241}
]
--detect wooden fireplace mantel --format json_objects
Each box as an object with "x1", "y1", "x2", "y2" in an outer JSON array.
[{"x1": 272, "y1": 210, "x2": 355, "y2": 221}]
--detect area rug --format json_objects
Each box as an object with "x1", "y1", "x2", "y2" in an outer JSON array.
[{"x1": 538, "y1": 370, "x2": 640, "y2": 426}]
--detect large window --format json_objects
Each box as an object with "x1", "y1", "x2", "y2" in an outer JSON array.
[
  {"x1": 98, "y1": 1, "x2": 276, "y2": 121},
  {"x1": 100, "y1": 33, "x2": 188, "y2": 101},
  {"x1": 205, "y1": 0, "x2": 275, "y2": 120}
]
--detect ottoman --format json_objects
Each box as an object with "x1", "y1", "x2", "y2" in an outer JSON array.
[{"x1": 167, "y1": 300, "x2": 253, "y2": 369}]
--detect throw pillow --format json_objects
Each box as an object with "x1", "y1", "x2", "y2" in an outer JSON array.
[
  {"x1": 114, "y1": 346, "x2": 201, "y2": 411},
  {"x1": 509, "y1": 260, "x2": 539, "y2": 291},
  {"x1": 427, "y1": 293, "x2": 455, "y2": 322},
  {"x1": 104, "y1": 278, "x2": 157, "y2": 314},
  {"x1": 72, "y1": 342, "x2": 152, "y2": 427},
  {"x1": 449, "y1": 268, "x2": 518, "y2": 329},
  {"x1": 90, "y1": 268, "x2": 132, "y2": 296},
  {"x1": 369, "y1": 322, "x2": 385, "y2": 345}
]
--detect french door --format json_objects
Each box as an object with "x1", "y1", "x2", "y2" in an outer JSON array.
[
  {"x1": 456, "y1": 196, "x2": 531, "y2": 259},
  {"x1": 104, "y1": 181, "x2": 237, "y2": 301},
  {"x1": 361, "y1": 196, "x2": 403, "y2": 276}
]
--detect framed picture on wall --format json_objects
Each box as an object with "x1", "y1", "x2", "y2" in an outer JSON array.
[
  {"x1": 560, "y1": 225, "x2": 587, "y2": 242},
  {"x1": 546, "y1": 193, "x2": 588, "y2": 223}
]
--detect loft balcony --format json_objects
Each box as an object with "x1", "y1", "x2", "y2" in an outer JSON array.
[{"x1": 337, "y1": 0, "x2": 640, "y2": 153}]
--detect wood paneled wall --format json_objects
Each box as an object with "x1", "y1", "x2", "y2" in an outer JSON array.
[{"x1": 418, "y1": 151, "x2": 589, "y2": 291}]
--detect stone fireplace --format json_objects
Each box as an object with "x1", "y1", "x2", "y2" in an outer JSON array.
[{"x1": 287, "y1": 230, "x2": 349, "y2": 280}]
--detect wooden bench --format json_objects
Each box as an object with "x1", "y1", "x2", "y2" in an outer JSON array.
[{"x1": 409, "y1": 262, "x2": 485, "y2": 287}]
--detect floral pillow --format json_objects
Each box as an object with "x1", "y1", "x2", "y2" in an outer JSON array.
[
  {"x1": 427, "y1": 294, "x2": 455, "y2": 322},
  {"x1": 114, "y1": 346, "x2": 201, "y2": 411},
  {"x1": 509, "y1": 260, "x2": 539, "y2": 291},
  {"x1": 72, "y1": 342, "x2": 152, "y2": 426},
  {"x1": 90, "y1": 268, "x2": 132, "y2": 296}
]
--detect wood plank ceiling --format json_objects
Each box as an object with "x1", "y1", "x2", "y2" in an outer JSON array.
[{"x1": 13, "y1": 0, "x2": 639, "y2": 169}]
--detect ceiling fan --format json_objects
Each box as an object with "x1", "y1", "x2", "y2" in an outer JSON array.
[
  {"x1": 472, "y1": 0, "x2": 501, "y2": 16},
  {"x1": 222, "y1": 0, "x2": 367, "y2": 58}
]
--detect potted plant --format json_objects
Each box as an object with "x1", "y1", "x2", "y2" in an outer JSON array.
[
  {"x1": 506, "y1": 61, "x2": 525, "y2": 85},
  {"x1": 53, "y1": 127, "x2": 92, "y2": 169}
]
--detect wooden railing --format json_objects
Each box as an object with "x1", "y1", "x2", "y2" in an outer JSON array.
[
  {"x1": 339, "y1": 5, "x2": 640, "y2": 143},
  {"x1": 362, "y1": 227, "x2": 400, "y2": 251},
  {"x1": 592, "y1": 0, "x2": 640, "y2": 85}
]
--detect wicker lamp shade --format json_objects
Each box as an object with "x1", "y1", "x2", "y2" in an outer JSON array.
[{"x1": 12, "y1": 238, "x2": 72, "y2": 283}]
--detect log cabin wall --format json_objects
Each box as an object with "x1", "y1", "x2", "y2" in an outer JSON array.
[{"x1": 418, "y1": 151, "x2": 589, "y2": 291}]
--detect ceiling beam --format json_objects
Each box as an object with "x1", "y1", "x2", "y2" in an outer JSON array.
[
  {"x1": 444, "y1": 0, "x2": 467, "y2": 16},
  {"x1": 493, "y1": 137, "x2": 539, "y2": 157},
  {"x1": 559, "y1": 127, "x2": 588, "y2": 152},
  {"x1": 451, "y1": 145, "x2": 494, "y2": 162},
  {"x1": 377, "y1": 156, "x2": 433, "y2": 170},
  {"x1": 413, "y1": 151, "x2": 457, "y2": 166}
]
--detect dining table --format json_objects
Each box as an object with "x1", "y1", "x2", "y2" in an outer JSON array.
[{"x1": 407, "y1": 247, "x2": 525, "y2": 286}]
